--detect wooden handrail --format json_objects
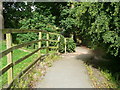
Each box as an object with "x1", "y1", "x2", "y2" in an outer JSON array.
[
  {"x1": 2, "y1": 29, "x2": 48, "y2": 34},
  {"x1": 49, "y1": 32, "x2": 60, "y2": 36},
  {"x1": 49, "y1": 40, "x2": 59, "y2": 42},
  {"x1": 0, "y1": 39, "x2": 48, "y2": 59},
  {"x1": 0, "y1": 47, "x2": 48, "y2": 76},
  {"x1": 7, "y1": 54, "x2": 49, "y2": 89},
  {"x1": 49, "y1": 46, "x2": 58, "y2": 49},
  {"x1": 0, "y1": 63, "x2": 13, "y2": 76},
  {"x1": 0, "y1": 39, "x2": 60, "y2": 59},
  {"x1": 14, "y1": 47, "x2": 48, "y2": 66},
  {"x1": 0, "y1": 29, "x2": 68, "y2": 88}
]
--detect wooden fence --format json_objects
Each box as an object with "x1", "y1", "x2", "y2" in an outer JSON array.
[{"x1": 0, "y1": 29, "x2": 67, "y2": 88}]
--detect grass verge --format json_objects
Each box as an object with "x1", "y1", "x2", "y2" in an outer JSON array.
[
  {"x1": 0, "y1": 41, "x2": 58, "y2": 89},
  {"x1": 0, "y1": 41, "x2": 37, "y2": 88},
  {"x1": 85, "y1": 60, "x2": 120, "y2": 88},
  {"x1": 11, "y1": 54, "x2": 60, "y2": 88}
]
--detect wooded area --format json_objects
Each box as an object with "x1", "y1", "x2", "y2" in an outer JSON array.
[
  {"x1": 0, "y1": 1, "x2": 120, "y2": 88},
  {"x1": 2, "y1": 2, "x2": 119, "y2": 58}
]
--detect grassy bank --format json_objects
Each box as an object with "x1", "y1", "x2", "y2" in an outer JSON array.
[
  {"x1": 0, "y1": 41, "x2": 57, "y2": 88},
  {"x1": 0, "y1": 41, "x2": 37, "y2": 88},
  {"x1": 12, "y1": 54, "x2": 60, "y2": 88},
  {"x1": 85, "y1": 56, "x2": 120, "y2": 88}
]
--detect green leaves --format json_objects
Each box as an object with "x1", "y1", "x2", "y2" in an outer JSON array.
[
  {"x1": 3, "y1": 2, "x2": 120, "y2": 57},
  {"x1": 102, "y1": 31, "x2": 120, "y2": 56},
  {"x1": 60, "y1": 2, "x2": 120, "y2": 57},
  {"x1": 59, "y1": 36, "x2": 76, "y2": 53},
  {"x1": 16, "y1": 10, "x2": 57, "y2": 49},
  {"x1": 19, "y1": 12, "x2": 56, "y2": 31}
]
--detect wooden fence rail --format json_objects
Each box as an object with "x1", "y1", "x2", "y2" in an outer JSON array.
[
  {"x1": 0, "y1": 29, "x2": 67, "y2": 88},
  {"x1": 0, "y1": 39, "x2": 49, "y2": 58}
]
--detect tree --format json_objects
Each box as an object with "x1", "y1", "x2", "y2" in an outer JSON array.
[
  {"x1": 3, "y1": 2, "x2": 33, "y2": 28},
  {"x1": 60, "y1": 2, "x2": 120, "y2": 57}
]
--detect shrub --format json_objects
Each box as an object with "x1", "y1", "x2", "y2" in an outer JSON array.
[
  {"x1": 59, "y1": 35, "x2": 76, "y2": 53},
  {"x1": 66, "y1": 38, "x2": 76, "y2": 52},
  {"x1": 15, "y1": 11, "x2": 76, "y2": 53}
]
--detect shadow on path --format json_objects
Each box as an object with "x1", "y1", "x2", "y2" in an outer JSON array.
[{"x1": 75, "y1": 47, "x2": 120, "y2": 85}]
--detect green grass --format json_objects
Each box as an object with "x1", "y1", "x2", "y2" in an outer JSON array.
[
  {"x1": 12, "y1": 53, "x2": 60, "y2": 88},
  {"x1": 0, "y1": 41, "x2": 37, "y2": 88},
  {"x1": 21, "y1": 46, "x2": 57, "y2": 54},
  {"x1": 100, "y1": 69, "x2": 119, "y2": 88},
  {"x1": 0, "y1": 41, "x2": 57, "y2": 88},
  {"x1": 99, "y1": 60, "x2": 120, "y2": 88}
]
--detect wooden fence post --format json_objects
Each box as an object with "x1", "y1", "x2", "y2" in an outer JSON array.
[
  {"x1": 6, "y1": 33, "x2": 13, "y2": 84},
  {"x1": 64, "y1": 38, "x2": 66, "y2": 54},
  {"x1": 38, "y1": 32, "x2": 42, "y2": 57},
  {"x1": 46, "y1": 33, "x2": 49, "y2": 54},
  {"x1": 57, "y1": 35, "x2": 60, "y2": 53}
]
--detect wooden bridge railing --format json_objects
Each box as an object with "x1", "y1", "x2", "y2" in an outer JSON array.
[{"x1": 0, "y1": 29, "x2": 67, "y2": 88}]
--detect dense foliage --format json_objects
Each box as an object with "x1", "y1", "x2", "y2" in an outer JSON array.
[
  {"x1": 60, "y1": 2, "x2": 120, "y2": 58},
  {"x1": 2, "y1": 2, "x2": 120, "y2": 88},
  {"x1": 3, "y1": 2, "x2": 75, "y2": 52},
  {"x1": 59, "y1": 3, "x2": 120, "y2": 87},
  {"x1": 77, "y1": 2, "x2": 120, "y2": 57},
  {"x1": 3, "y1": 2, "x2": 120, "y2": 56},
  {"x1": 3, "y1": 2, "x2": 33, "y2": 28},
  {"x1": 59, "y1": 36, "x2": 76, "y2": 53},
  {"x1": 16, "y1": 11, "x2": 56, "y2": 45}
]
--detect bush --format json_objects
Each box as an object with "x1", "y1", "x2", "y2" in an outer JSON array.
[
  {"x1": 59, "y1": 35, "x2": 76, "y2": 53},
  {"x1": 15, "y1": 11, "x2": 76, "y2": 53},
  {"x1": 60, "y1": 2, "x2": 120, "y2": 58},
  {"x1": 66, "y1": 38, "x2": 76, "y2": 52},
  {"x1": 16, "y1": 32, "x2": 76, "y2": 53}
]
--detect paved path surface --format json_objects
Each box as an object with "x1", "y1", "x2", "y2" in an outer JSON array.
[{"x1": 35, "y1": 47, "x2": 93, "y2": 88}]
